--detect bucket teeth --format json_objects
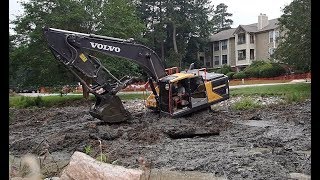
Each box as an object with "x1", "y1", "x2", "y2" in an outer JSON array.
[{"x1": 89, "y1": 95, "x2": 131, "y2": 123}]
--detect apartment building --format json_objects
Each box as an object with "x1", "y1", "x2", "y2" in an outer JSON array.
[{"x1": 200, "y1": 14, "x2": 280, "y2": 71}]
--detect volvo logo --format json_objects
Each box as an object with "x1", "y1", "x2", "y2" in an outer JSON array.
[{"x1": 90, "y1": 42, "x2": 121, "y2": 52}]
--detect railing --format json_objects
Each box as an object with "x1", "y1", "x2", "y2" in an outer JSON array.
[
  {"x1": 237, "y1": 41, "x2": 246, "y2": 45},
  {"x1": 238, "y1": 56, "x2": 246, "y2": 60}
]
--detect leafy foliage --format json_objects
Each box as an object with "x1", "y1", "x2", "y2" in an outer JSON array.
[
  {"x1": 211, "y1": 3, "x2": 233, "y2": 33},
  {"x1": 243, "y1": 61, "x2": 286, "y2": 78},
  {"x1": 10, "y1": 0, "x2": 145, "y2": 89},
  {"x1": 136, "y1": 0, "x2": 215, "y2": 68},
  {"x1": 226, "y1": 72, "x2": 235, "y2": 79},
  {"x1": 273, "y1": 0, "x2": 311, "y2": 71},
  {"x1": 216, "y1": 65, "x2": 233, "y2": 75},
  {"x1": 233, "y1": 71, "x2": 247, "y2": 79}
]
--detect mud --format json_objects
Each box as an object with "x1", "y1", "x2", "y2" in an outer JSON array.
[{"x1": 9, "y1": 97, "x2": 311, "y2": 179}]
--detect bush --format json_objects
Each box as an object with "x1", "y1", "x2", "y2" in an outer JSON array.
[
  {"x1": 243, "y1": 61, "x2": 267, "y2": 78},
  {"x1": 243, "y1": 61, "x2": 286, "y2": 78},
  {"x1": 216, "y1": 65, "x2": 233, "y2": 75},
  {"x1": 259, "y1": 63, "x2": 286, "y2": 78},
  {"x1": 226, "y1": 72, "x2": 235, "y2": 79},
  {"x1": 233, "y1": 71, "x2": 247, "y2": 79}
]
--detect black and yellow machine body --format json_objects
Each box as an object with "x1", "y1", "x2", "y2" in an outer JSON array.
[
  {"x1": 145, "y1": 69, "x2": 229, "y2": 117},
  {"x1": 44, "y1": 27, "x2": 229, "y2": 122}
]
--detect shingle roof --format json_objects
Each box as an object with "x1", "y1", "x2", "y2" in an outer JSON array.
[
  {"x1": 240, "y1": 18, "x2": 279, "y2": 33},
  {"x1": 209, "y1": 18, "x2": 279, "y2": 42},
  {"x1": 209, "y1": 28, "x2": 236, "y2": 42}
]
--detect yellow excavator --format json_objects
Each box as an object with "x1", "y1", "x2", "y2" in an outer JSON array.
[{"x1": 43, "y1": 27, "x2": 229, "y2": 123}]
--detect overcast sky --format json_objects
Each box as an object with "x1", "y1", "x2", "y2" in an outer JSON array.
[{"x1": 9, "y1": 0, "x2": 293, "y2": 30}]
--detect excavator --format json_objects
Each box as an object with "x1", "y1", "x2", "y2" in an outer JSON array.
[{"x1": 43, "y1": 27, "x2": 229, "y2": 123}]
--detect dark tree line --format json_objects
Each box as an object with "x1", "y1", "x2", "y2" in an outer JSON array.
[{"x1": 9, "y1": 0, "x2": 235, "y2": 89}]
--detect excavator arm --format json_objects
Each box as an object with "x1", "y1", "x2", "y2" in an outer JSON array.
[{"x1": 43, "y1": 27, "x2": 167, "y2": 122}]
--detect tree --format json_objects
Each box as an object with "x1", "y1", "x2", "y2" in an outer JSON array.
[
  {"x1": 136, "y1": 0, "x2": 214, "y2": 68},
  {"x1": 212, "y1": 3, "x2": 233, "y2": 33},
  {"x1": 10, "y1": 0, "x2": 145, "y2": 91},
  {"x1": 273, "y1": 0, "x2": 311, "y2": 71}
]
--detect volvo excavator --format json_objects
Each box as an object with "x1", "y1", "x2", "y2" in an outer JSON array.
[{"x1": 43, "y1": 27, "x2": 229, "y2": 123}]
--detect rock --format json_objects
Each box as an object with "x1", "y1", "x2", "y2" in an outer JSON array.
[
  {"x1": 289, "y1": 173, "x2": 311, "y2": 180},
  {"x1": 60, "y1": 151, "x2": 143, "y2": 180}
]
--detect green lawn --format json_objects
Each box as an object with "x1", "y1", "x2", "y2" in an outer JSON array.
[
  {"x1": 9, "y1": 83, "x2": 310, "y2": 108},
  {"x1": 230, "y1": 83, "x2": 310, "y2": 97}
]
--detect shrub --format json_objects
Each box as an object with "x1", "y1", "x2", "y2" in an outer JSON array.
[
  {"x1": 233, "y1": 71, "x2": 247, "y2": 79},
  {"x1": 214, "y1": 65, "x2": 233, "y2": 75},
  {"x1": 243, "y1": 61, "x2": 267, "y2": 78},
  {"x1": 243, "y1": 61, "x2": 286, "y2": 78},
  {"x1": 226, "y1": 72, "x2": 235, "y2": 79},
  {"x1": 259, "y1": 63, "x2": 286, "y2": 77}
]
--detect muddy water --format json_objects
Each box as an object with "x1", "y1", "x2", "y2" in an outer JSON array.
[{"x1": 9, "y1": 98, "x2": 311, "y2": 179}]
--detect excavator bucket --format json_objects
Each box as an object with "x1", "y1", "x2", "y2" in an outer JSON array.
[{"x1": 89, "y1": 95, "x2": 131, "y2": 123}]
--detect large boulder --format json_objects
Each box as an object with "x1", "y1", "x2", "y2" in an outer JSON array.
[{"x1": 60, "y1": 151, "x2": 144, "y2": 180}]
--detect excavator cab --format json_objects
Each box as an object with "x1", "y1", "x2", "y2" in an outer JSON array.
[
  {"x1": 156, "y1": 74, "x2": 210, "y2": 117},
  {"x1": 146, "y1": 69, "x2": 229, "y2": 117}
]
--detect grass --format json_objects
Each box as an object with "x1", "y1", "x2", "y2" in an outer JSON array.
[
  {"x1": 9, "y1": 95, "x2": 93, "y2": 108},
  {"x1": 230, "y1": 83, "x2": 310, "y2": 99},
  {"x1": 9, "y1": 93, "x2": 146, "y2": 108},
  {"x1": 231, "y1": 97, "x2": 262, "y2": 110},
  {"x1": 118, "y1": 93, "x2": 145, "y2": 100},
  {"x1": 9, "y1": 83, "x2": 310, "y2": 108},
  {"x1": 229, "y1": 79, "x2": 292, "y2": 86}
]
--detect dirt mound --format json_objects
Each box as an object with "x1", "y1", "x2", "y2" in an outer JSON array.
[{"x1": 9, "y1": 99, "x2": 311, "y2": 179}]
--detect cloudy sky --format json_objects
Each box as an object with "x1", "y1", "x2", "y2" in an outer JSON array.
[{"x1": 9, "y1": 0, "x2": 293, "y2": 30}]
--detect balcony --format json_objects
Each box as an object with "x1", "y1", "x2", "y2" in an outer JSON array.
[
  {"x1": 238, "y1": 56, "x2": 246, "y2": 60},
  {"x1": 237, "y1": 40, "x2": 246, "y2": 45}
]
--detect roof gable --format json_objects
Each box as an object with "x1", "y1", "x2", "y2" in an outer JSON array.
[{"x1": 209, "y1": 18, "x2": 279, "y2": 42}]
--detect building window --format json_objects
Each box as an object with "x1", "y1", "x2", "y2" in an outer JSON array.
[
  {"x1": 250, "y1": 34, "x2": 254, "y2": 44},
  {"x1": 238, "y1": 49, "x2": 246, "y2": 60},
  {"x1": 222, "y1": 55, "x2": 227, "y2": 64},
  {"x1": 269, "y1": 48, "x2": 275, "y2": 56},
  {"x1": 221, "y1": 40, "x2": 227, "y2": 50},
  {"x1": 269, "y1": 31, "x2": 274, "y2": 43},
  {"x1": 238, "y1": 33, "x2": 246, "y2": 44},
  {"x1": 275, "y1": 30, "x2": 280, "y2": 43},
  {"x1": 214, "y1": 42, "x2": 219, "y2": 51},
  {"x1": 250, "y1": 49, "x2": 254, "y2": 60},
  {"x1": 214, "y1": 56, "x2": 220, "y2": 65},
  {"x1": 205, "y1": 61, "x2": 211, "y2": 67}
]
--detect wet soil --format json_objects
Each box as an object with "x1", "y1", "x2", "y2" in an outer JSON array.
[{"x1": 9, "y1": 97, "x2": 311, "y2": 179}]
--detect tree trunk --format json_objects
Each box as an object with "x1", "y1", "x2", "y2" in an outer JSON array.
[
  {"x1": 161, "y1": 40, "x2": 165, "y2": 63},
  {"x1": 82, "y1": 77, "x2": 91, "y2": 99},
  {"x1": 172, "y1": 23, "x2": 181, "y2": 68},
  {"x1": 172, "y1": 23, "x2": 178, "y2": 54}
]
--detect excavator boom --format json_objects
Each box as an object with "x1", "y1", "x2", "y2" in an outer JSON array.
[
  {"x1": 43, "y1": 27, "x2": 230, "y2": 123},
  {"x1": 43, "y1": 27, "x2": 167, "y2": 123}
]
